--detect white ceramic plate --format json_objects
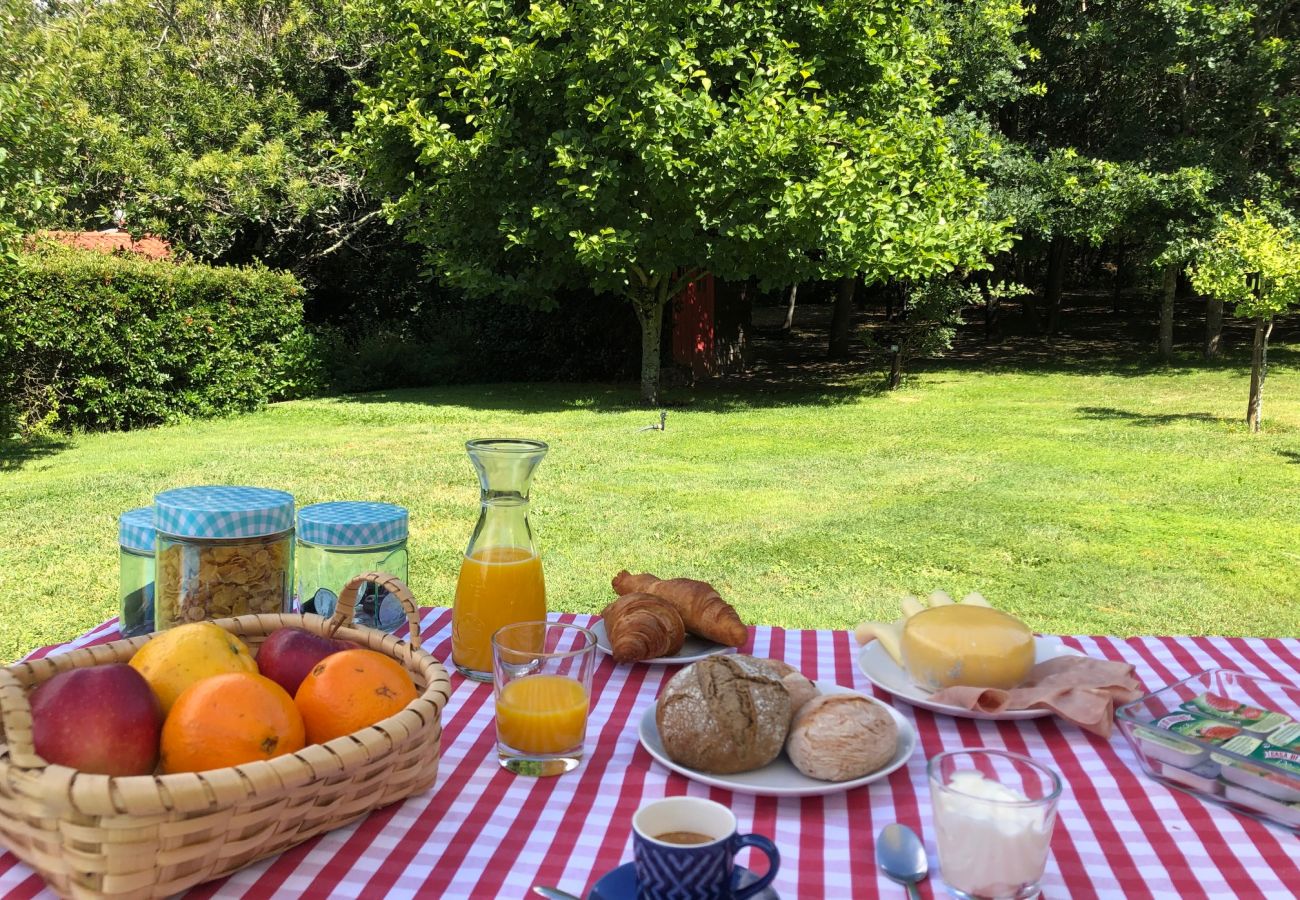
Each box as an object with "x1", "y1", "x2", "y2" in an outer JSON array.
[
  {"x1": 637, "y1": 683, "x2": 916, "y2": 797},
  {"x1": 592, "y1": 620, "x2": 734, "y2": 665},
  {"x1": 856, "y1": 635, "x2": 1082, "y2": 721}
]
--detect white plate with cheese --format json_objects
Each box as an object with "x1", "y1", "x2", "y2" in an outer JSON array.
[
  {"x1": 857, "y1": 636, "x2": 1082, "y2": 721},
  {"x1": 637, "y1": 682, "x2": 916, "y2": 797}
]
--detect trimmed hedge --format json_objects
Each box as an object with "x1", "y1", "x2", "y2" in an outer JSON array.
[{"x1": 0, "y1": 246, "x2": 313, "y2": 433}]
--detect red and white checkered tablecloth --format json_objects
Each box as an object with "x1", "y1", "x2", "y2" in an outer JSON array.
[{"x1": 3, "y1": 610, "x2": 1298, "y2": 899}]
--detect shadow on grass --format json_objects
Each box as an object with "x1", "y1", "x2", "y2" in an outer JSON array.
[
  {"x1": 1075, "y1": 407, "x2": 1222, "y2": 427},
  {"x1": 334, "y1": 372, "x2": 887, "y2": 416},
  {"x1": 931, "y1": 333, "x2": 1300, "y2": 380},
  {"x1": 0, "y1": 434, "x2": 71, "y2": 471},
  {"x1": 1277, "y1": 450, "x2": 1300, "y2": 465}
]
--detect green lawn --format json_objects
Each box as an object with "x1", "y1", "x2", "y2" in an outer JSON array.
[{"x1": 4, "y1": 350, "x2": 1300, "y2": 662}]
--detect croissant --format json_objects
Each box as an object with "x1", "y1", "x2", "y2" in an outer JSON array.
[
  {"x1": 612, "y1": 571, "x2": 749, "y2": 647},
  {"x1": 600, "y1": 593, "x2": 686, "y2": 662}
]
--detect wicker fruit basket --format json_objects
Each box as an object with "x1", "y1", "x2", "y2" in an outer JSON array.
[{"x1": 0, "y1": 572, "x2": 451, "y2": 899}]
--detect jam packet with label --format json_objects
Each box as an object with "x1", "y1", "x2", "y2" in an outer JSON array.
[
  {"x1": 1249, "y1": 723, "x2": 1300, "y2": 775},
  {"x1": 1153, "y1": 711, "x2": 1244, "y2": 744},
  {"x1": 1212, "y1": 724, "x2": 1300, "y2": 802},
  {"x1": 1181, "y1": 692, "x2": 1292, "y2": 734}
]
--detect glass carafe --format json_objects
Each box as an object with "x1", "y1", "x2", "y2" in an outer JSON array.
[{"x1": 451, "y1": 438, "x2": 549, "y2": 681}]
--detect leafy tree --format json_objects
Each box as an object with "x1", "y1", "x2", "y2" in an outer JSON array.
[
  {"x1": 36, "y1": 0, "x2": 380, "y2": 280},
  {"x1": 866, "y1": 279, "x2": 975, "y2": 389},
  {"x1": 1190, "y1": 203, "x2": 1300, "y2": 432},
  {"x1": 999, "y1": 0, "x2": 1299, "y2": 344},
  {"x1": 0, "y1": 0, "x2": 75, "y2": 256},
  {"x1": 350, "y1": 0, "x2": 1009, "y2": 402}
]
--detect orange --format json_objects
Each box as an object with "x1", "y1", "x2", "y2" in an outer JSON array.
[
  {"x1": 160, "y1": 672, "x2": 305, "y2": 773},
  {"x1": 294, "y1": 648, "x2": 418, "y2": 744}
]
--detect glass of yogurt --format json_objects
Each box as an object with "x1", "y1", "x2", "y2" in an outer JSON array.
[{"x1": 928, "y1": 749, "x2": 1062, "y2": 900}]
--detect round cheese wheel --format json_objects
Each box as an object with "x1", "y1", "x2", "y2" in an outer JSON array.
[{"x1": 900, "y1": 605, "x2": 1034, "y2": 691}]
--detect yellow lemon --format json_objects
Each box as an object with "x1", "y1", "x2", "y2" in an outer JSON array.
[{"x1": 129, "y1": 622, "x2": 258, "y2": 714}]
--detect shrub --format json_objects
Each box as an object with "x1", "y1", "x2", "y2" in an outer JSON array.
[{"x1": 0, "y1": 246, "x2": 311, "y2": 432}]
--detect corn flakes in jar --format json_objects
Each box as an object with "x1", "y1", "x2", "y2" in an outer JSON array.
[{"x1": 153, "y1": 486, "x2": 294, "y2": 629}]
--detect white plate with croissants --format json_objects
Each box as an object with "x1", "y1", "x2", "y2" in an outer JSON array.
[
  {"x1": 592, "y1": 621, "x2": 733, "y2": 665},
  {"x1": 637, "y1": 655, "x2": 916, "y2": 797},
  {"x1": 597, "y1": 570, "x2": 750, "y2": 665}
]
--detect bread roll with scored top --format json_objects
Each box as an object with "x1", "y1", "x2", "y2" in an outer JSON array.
[
  {"x1": 785, "y1": 692, "x2": 898, "y2": 781},
  {"x1": 612, "y1": 570, "x2": 748, "y2": 647},
  {"x1": 655, "y1": 655, "x2": 791, "y2": 774},
  {"x1": 599, "y1": 593, "x2": 686, "y2": 662}
]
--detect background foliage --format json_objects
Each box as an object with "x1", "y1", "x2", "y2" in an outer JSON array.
[{"x1": 2, "y1": 0, "x2": 1298, "y2": 421}]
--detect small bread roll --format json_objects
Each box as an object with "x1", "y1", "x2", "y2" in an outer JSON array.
[
  {"x1": 655, "y1": 656, "x2": 791, "y2": 774},
  {"x1": 750, "y1": 657, "x2": 820, "y2": 720},
  {"x1": 786, "y1": 693, "x2": 898, "y2": 781}
]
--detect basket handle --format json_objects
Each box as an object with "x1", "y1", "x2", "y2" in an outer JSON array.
[
  {"x1": 0, "y1": 665, "x2": 45, "y2": 769},
  {"x1": 329, "y1": 572, "x2": 423, "y2": 651}
]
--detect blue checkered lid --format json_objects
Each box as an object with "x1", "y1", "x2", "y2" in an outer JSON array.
[
  {"x1": 154, "y1": 486, "x2": 295, "y2": 539},
  {"x1": 118, "y1": 506, "x2": 156, "y2": 553},
  {"x1": 297, "y1": 501, "x2": 408, "y2": 547}
]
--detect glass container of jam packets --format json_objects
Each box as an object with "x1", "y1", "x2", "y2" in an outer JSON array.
[{"x1": 1117, "y1": 668, "x2": 1300, "y2": 832}]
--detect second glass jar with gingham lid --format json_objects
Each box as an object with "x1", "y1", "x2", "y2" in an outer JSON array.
[
  {"x1": 296, "y1": 501, "x2": 409, "y2": 632},
  {"x1": 153, "y1": 485, "x2": 295, "y2": 629}
]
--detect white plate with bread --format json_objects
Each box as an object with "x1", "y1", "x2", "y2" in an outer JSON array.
[
  {"x1": 592, "y1": 620, "x2": 734, "y2": 665},
  {"x1": 857, "y1": 635, "x2": 1081, "y2": 721},
  {"x1": 638, "y1": 682, "x2": 916, "y2": 797}
]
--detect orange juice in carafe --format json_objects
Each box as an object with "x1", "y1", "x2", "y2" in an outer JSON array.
[
  {"x1": 450, "y1": 438, "x2": 549, "y2": 681},
  {"x1": 452, "y1": 546, "x2": 546, "y2": 675}
]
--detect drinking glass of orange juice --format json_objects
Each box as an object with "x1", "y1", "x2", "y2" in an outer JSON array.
[
  {"x1": 492, "y1": 621, "x2": 596, "y2": 776},
  {"x1": 452, "y1": 439, "x2": 548, "y2": 681}
]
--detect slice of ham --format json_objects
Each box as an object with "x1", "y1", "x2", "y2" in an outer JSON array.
[{"x1": 927, "y1": 655, "x2": 1145, "y2": 738}]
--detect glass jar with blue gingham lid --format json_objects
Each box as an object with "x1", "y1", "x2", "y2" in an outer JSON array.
[
  {"x1": 118, "y1": 506, "x2": 156, "y2": 637},
  {"x1": 153, "y1": 486, "x2": 295, "y2": 629},
  {"x1": 296, "y1": 501, "x2": 409, "y2": 632}
]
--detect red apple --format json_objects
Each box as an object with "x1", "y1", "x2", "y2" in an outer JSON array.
[
  {"x1": 30, "y1": 664, "x2": 163, "y2": 776},
  {"x1": 257, "y1": 627, "x2": 358, "y2": 697}
]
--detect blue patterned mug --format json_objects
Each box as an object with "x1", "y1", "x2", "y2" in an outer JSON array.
[{"x1": 632, "y1": 797, "x2": 780, "y2": 900}]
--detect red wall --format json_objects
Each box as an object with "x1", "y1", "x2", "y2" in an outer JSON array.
[{"x1": 671, "y1": 275, "x2": 716, "y2": 378}]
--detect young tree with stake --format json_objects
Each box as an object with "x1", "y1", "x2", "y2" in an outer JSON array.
[{"x1": 1190, "y1": 203, "x2": 1300, "y2": 433}]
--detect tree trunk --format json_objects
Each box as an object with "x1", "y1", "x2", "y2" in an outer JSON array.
[
  {"x1": 980, "y1": 276, "x2": 1000, "y2": 343},
  {"x1": 887, "y1": 346, "x2": 903, "y2": 390},
  {"x1": 1157, "y1": 263, "x2": 1177, "y2": 363},
  {"x1": 1112, "y1": 248, "x2": 1126, "y2": 314},
  {"x1": 1204, "y1": 297, "x2": 1224, "y2": 360},
  {"x1": 713, "y1": 278, "x2": 753, "y2": 373},
  {"x1": 828, "y1": 274, "x2": 856, "y2": 359},
  {"x1": 781, "y1": 283, "x2": 798, "y2": 332},
  {"x1": 1044, "y1": 235, "x2": 1068, "y2": 335},
  {"x1": 631, "y1": 281, "x2": 668, "y2": 405},
  {"x1": 1246, "y1": 316, "x2": 1273, "y2": 433}
]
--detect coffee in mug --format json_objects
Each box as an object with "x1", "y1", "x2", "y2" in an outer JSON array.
[
  {"x1": 633, "y1": 797, "x2": 780, "y2": 900},
  {"x1": 652, "y1": 831, "x2": 714, "y2": 845}
]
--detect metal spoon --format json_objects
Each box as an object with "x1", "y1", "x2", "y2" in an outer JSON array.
[
  {"x1": 532, "y1": 887, "x2": 583, "y2": 900},
  {"x1": 876, "y1": 823, "x2": 928, "y2": 899}
]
